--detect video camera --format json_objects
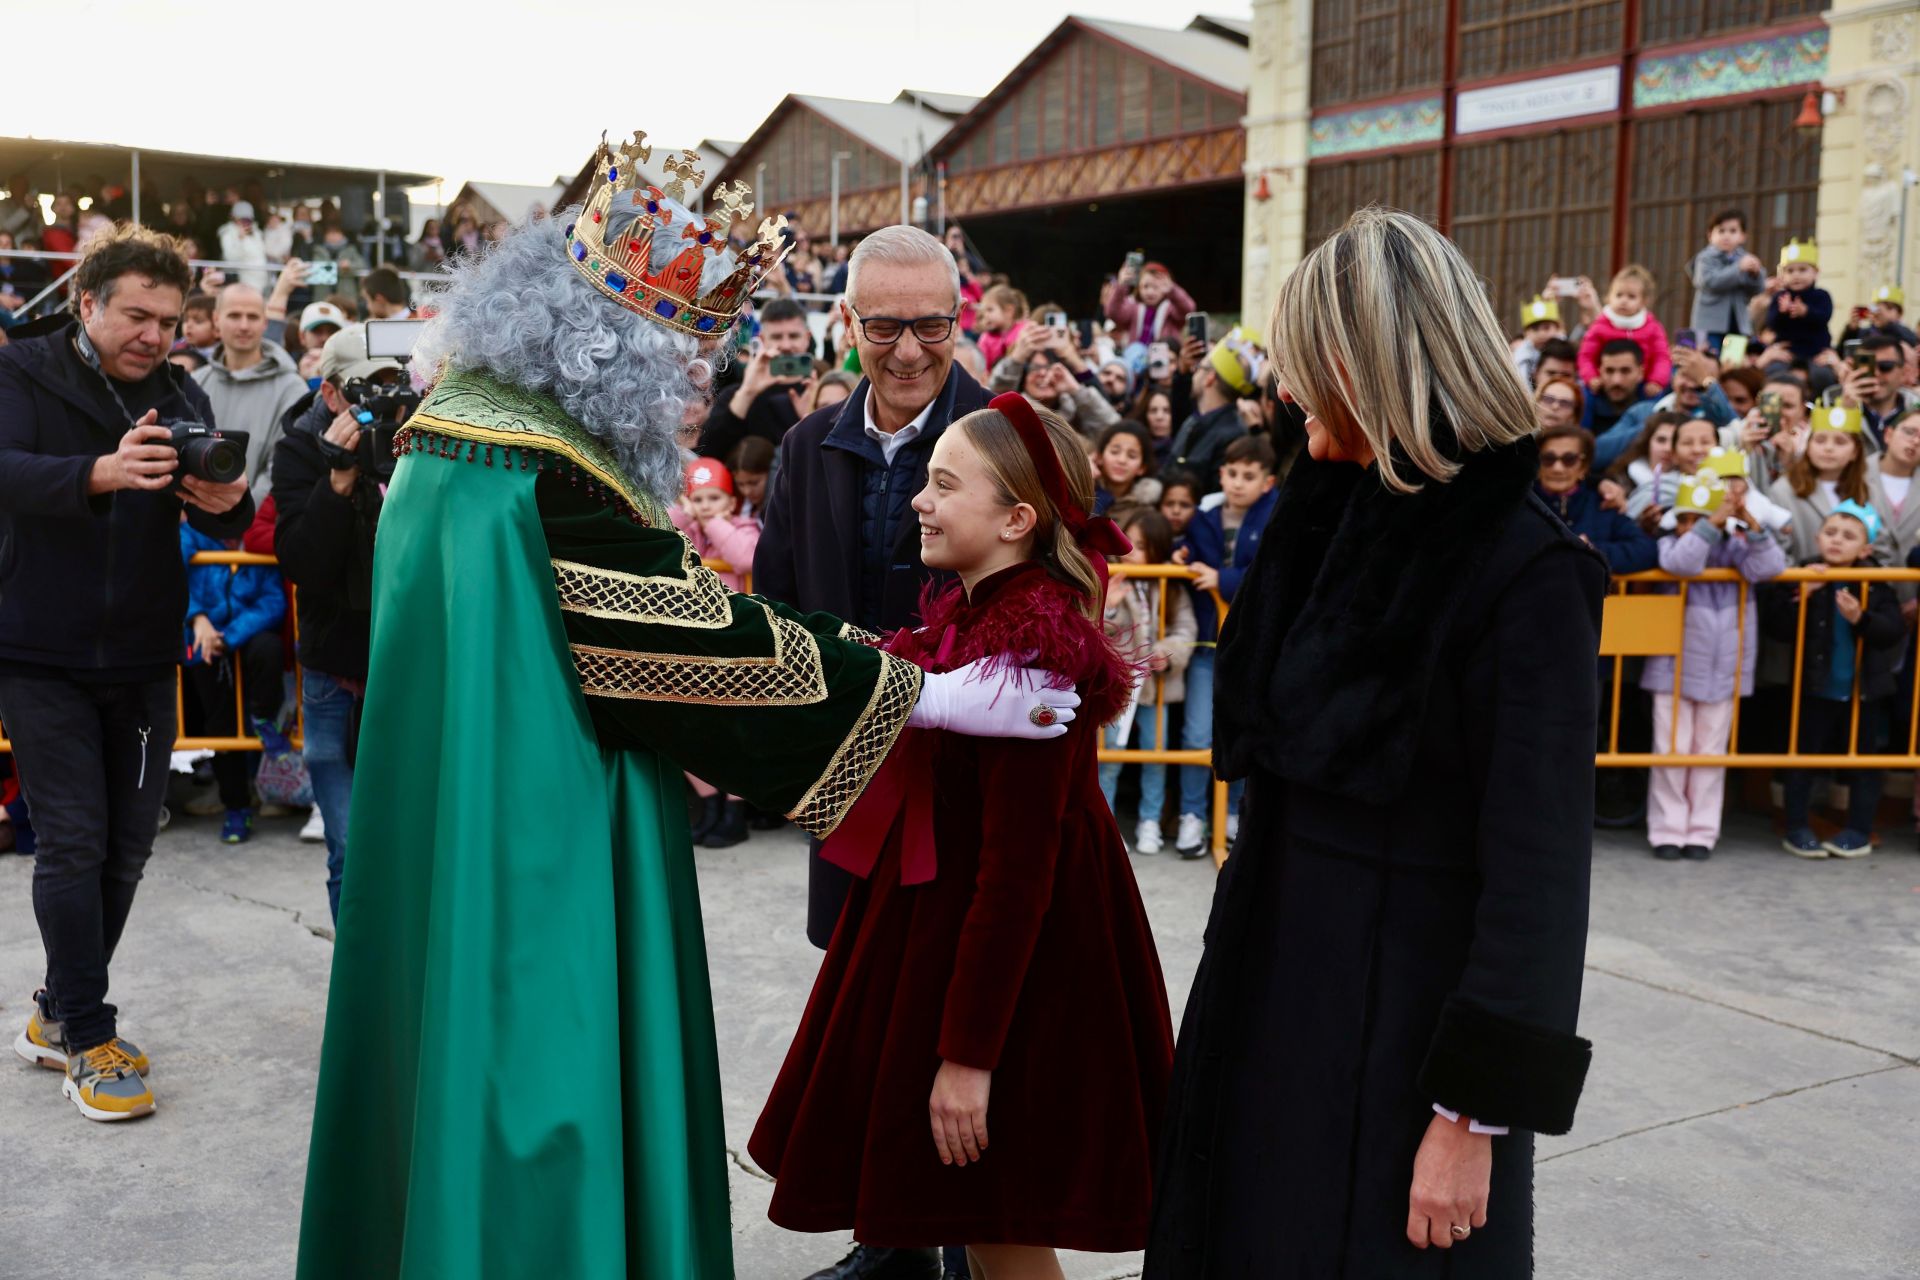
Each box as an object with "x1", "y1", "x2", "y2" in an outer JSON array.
[
  {"x1": 319, "y1": 318, "x2": 424, "y2": 479},
  {"x1": 164, "y1": 421, "x2": 250, "y2": 487}
]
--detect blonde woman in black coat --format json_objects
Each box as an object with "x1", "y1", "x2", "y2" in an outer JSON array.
[{"x1": 1144, "y1": 208, "x2": 1603, "y2": 1278}]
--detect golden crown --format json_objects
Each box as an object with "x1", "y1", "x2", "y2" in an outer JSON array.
[{"x1": 564, "y1": 130, "x2": 791, "y2": 338}]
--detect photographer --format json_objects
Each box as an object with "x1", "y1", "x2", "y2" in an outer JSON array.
[
  {"x1": 0, "y1": 225, "x2": 251, "y2": 1124},
  {"x1": 271, "y1": 324, "x2": 407, "y2": 922},
  {"x1": 698, "y1": 297, "x2": 815, "y2": 459}
]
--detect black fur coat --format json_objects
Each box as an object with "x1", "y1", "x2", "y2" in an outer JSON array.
[{"x1": 1145, "y1": 439, "x2": 1606, "y2": 1279}]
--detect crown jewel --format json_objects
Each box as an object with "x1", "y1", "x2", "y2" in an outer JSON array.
[{"x1": 563, "y1": 130, "x2": 791, "y2": 338}]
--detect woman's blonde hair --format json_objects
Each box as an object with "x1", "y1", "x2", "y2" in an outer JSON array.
[
  {"x1": 1268, "y1": 206, "x2": 1537, "y2": 493},
  {"x1": 955, "y1": 403, "x2": 1105, "y2": 621}
]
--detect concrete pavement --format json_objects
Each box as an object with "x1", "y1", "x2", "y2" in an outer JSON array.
[{"x1": 1, "y1": 805, "x2": 1915, "y2": 1278}]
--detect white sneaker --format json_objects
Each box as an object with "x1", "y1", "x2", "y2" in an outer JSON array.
[
  {"x1": 1176, "y1": 813, "x2": 1206, "y2": 855},
  {"x1": 299, "y1": 808, "x2": 326, "y2": 843},
  {"x1": 1135, "y1": 819, "x2": 1164, "y2": 855},
  {"x1": 1226, "y1": 813, "x2": 1240, "y2": 843}
]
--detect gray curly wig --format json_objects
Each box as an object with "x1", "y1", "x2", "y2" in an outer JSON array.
[{"x1": 410, "y1": 206, "x2": 726, "y2": 506}]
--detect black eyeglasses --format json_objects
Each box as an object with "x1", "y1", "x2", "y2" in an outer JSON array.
[
  {"x1": 846, "y1": 304, "x2": 957, "y2": 346},
  {"x1": 1539, "y1": 450, "x2": 1585, "y2": 468},
  {"x1": 1876, "y1": 361, "x2": 1903, "y2": 374}
]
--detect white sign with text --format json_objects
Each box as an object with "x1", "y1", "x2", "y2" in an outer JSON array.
[{"x1": 1455, "y1": 67, "x2": 1620, "y2": 135}]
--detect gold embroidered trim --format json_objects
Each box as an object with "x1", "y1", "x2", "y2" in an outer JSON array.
[
  {"x1": 570, "y1": 601, "x2": 827, "y2": 707},
  {"x1": 788, "y1": 652, "x2": 923, "y2": 838},
  {"x1": 837, "y1": 621, "x2": 884, "y2": 646},
  {"x1": 552, "y1": 543, "x2": 731, "y2": 630}
]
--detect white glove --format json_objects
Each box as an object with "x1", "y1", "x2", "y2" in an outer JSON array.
[{"x1": 907, "y1": 658, "x2": 1080, "y2": 739}]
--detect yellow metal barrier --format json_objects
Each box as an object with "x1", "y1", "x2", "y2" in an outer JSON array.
[
  {"x1": 1600, "y1": 567, "x2": 1920, "y2": 767},
  {"x1": 1105, "y1": 564, "x2": 1234, "y2": 864}
]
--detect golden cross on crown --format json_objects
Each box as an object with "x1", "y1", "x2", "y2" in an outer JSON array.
[{"x1": 660, "y1": 151, "x2": 706, "y2": 204}]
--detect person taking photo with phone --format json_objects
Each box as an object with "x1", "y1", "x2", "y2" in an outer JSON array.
[
  {"x1": 699, "y1": 297, "x2": 816, "y2": 458},
  {"x1": 0, "y1": 226, "x2": 252, "y2": 1124},
  {"x1": 1108, "y1": 255, "x2": 1195, "y2": 374}
]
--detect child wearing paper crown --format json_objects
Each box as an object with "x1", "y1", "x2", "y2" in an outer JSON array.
[
  {"x1": 1513, "y1": 294, "x2": 1564, "y2": 385},
  {"x1": 1578, "y1": 264, "x2": 1672, "y2": 394},
  {"x1": 1768, "y1": 404, "x2": 1883, "y2": 566},
  {"x1": 750, "y1": 394, "x2": 1174, "y2": 1269},
  {"x1": 669, "y1": 457, "x2": 760, "y2": 592},
  {"x1": 1763, "y1": 500, "x2": 1907, "y2": 858},
  {"x1": 1639, "y1": 463, "x2": 1786, "y2": 861},
  {"x1": 1764, "y1": 240, "x2": 1835, "y2": 364}
]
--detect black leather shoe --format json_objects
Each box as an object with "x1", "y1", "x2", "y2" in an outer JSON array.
[
  {"x1": 701, "y1": 800, "x2": 750, "y2": 848},
  {"x1": 688, "y1": 794, "x2": 723, "y2": 844},
  {"x1": 1652, "y1": 844, "x2": 1684, "y2": 861},
  {"x1": 1682, "y1": 844, "x2": 1712, "y2": 861},
  {"x1": 803, "y1": 1245, "x2": 942, "y2": 1280}
]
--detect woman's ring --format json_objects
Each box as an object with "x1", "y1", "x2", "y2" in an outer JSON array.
[
  {"x1": 1449, "y1": 1224, "x2": 1470, "y2": 1240},
  {"x1": 1028, "y1": 704, "x2": 1058, "y2": 728}
]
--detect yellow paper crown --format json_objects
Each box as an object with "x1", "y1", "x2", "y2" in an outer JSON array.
[
  {"x1": 1817, "y1": 403, "x2": 1863, "y2": 435},
  {"x1": 1522, "y1": 295, "x2": 1561, "y2": 327},
  {"x1": 1701, "y1": 445, "x2": 1748, "y2": 480},
  {"x1": 1671, "y1": 472, "x2": 1726, "y2": 517},
  {"x1": 1875, "y1": 284, "x2": 1905, "y2": 307},
  {"x1": 564, "y1": 130, "x2": 791, "y2": 338},
  {"x1": 1779, "y1": 238, "x2": 1819, "y2": 269}
]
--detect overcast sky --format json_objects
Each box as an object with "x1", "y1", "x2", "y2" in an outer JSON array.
[{"x1": 12, "y1": 0, "x2": 1251, "y2": 205}]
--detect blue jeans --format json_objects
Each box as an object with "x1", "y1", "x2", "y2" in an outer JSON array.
[
  {"x1": 302, "y1": 669, "x2": 360, "y2": 922},
  {"x1": 1179, "y1": 650, "x2": 1243, "y2": 821},
  {"x1": 1100, "y1": 706, "x2": 1168, "y2": 823}
]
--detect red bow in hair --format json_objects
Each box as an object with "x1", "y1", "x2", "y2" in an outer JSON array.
[{"x1": 988, "y1": 393, "x2": 1132, "y2": 580}]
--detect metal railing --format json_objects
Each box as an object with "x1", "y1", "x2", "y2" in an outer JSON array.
[{"x1": 1599, "y1": 567, "x2": 1920, "y2": 767}]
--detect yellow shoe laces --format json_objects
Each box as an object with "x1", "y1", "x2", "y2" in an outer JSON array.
[{"x1": 80, "y1": 1042, "x2": 138, "y2": 1079}]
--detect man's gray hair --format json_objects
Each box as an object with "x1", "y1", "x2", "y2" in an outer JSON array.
[
  {"x1": 410, "y1": 210, "x2": 718, "y2": 507},
  {"x1": 845, "y1": 225, "x2": 960, "y2": 310}
]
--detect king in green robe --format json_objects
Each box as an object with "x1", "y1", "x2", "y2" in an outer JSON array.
[{"x1": 294, "y1": 149, "x2": 974, "y2": 1278}]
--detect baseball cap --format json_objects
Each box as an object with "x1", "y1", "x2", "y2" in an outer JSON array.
[
  {"x1": 301, "y1": 301, "x2": 350, "y2": 333},
  {"x1": 319, "y1": 324, "x2": 403, "y2": 384},
  {"x1": 231, "y1": 200, "x2": 255, "y2": 222}
]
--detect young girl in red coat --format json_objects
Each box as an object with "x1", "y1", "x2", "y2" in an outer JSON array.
[{"x1": 750, "y1": 394, "x2": 1176, "y2": 1279}]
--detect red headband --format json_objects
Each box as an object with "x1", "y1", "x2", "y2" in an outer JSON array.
[{"x1": 988, "y1": 392, "x2": 1132, "y2": 580}]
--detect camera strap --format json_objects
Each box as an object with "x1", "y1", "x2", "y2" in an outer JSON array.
[{"x1": 72, "y1": 327, "x2": 204, "y2": 433}]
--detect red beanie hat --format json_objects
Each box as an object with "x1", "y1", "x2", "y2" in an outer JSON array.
[{"x1": 685, "y1": 457, "x2": 734, "y2": 497}]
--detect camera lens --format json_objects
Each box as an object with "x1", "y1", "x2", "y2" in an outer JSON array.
[{"x1": 178, "y1": 434, "x2": 247, "y2": 484}]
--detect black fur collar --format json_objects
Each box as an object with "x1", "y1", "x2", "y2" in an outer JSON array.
[{"x1": 1213, "y1": 435, "x2": 1541, "y2": 802}]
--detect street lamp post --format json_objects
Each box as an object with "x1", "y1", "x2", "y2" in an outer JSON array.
[{"x1": 830, "y1": 151, "x2": 851, "y2": 248}]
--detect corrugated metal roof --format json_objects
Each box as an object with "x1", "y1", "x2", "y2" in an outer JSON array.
[
  {"x1": 1078, "y1": 16, "x2": 1251, "y2": 93},
  {"x1": 897, "y1": 89, "x2": 984, "y2": 119},
  {"x1": 791, "y1": 95, "x2": 956, "y2": 165}
]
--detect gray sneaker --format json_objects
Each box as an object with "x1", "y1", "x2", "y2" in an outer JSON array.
[
  {"x1": 14, "y1": 990, "x2": 149, "y2": 1076},
  {"x1": 64, "y1": 1041, "x2": 155, "y2": 1122}
]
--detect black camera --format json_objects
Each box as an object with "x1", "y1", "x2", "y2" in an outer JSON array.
[
  {"x1": 165, "y1": 421, "x2": 250, "y2": 485},
  {"x1": 319, "y1": 377, "x2": 421, "y2": 479}
]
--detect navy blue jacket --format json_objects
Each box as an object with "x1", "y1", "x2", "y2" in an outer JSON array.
[
  {"x1": 1765, "y1": 286, "x2": 1835, "y2": 360},
  {"x1": 0, "y1": 322, "x2": 253, "y2": 678},
  {"x1": 756, "y1": 364, "x2": 989, "y2": 633},
  {"x1": 1536, "y1": 482, "x2": 1658, "y2": 575},
  {"x1": 1185, "y1": 486, "x2": 1278, "y2": 642}
]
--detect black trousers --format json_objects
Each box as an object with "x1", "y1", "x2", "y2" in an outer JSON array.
[
  {"x1": 0, "y1": 673, "x2": 174, "y2": 1052},
  {"x1": 183, "y1": 631, "x2": 284, "y2": 809}
]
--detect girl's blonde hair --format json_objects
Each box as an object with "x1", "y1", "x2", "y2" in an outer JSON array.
[
  {"x1": 1786, "y1": 428, "x2": 1870, "y2": 503},
  {"x1": 955, "y1": 403, "x2": 1105, "y2": 621},
  {"x1": 982, "y1": 283, "x2": 1028, "y2": 319},
  {"x1": 1611, "y1": 263, "x2": 1657, "y2": 301},
  {"x1": 1268, "y1": 207, "x2": 1537, "y2": 494}
]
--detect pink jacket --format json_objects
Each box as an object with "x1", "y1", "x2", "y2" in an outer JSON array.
[
  {"x1": 1578, "y1": 311, "x2": 1672, "y2": 391},
  {"x1": 670, "y1": 507, "x2": 762, "y2": 591},
  {"x1": 1106, "y1": 281, "x2": 1196, "y2": 348},
  {"x1": 978, "y1": 320, "x2": 1026, "y2": 371}
]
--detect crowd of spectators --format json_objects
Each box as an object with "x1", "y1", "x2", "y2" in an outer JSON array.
[{"x1": 1516, "y1": 208, "x2": 1920, "y2": 862}]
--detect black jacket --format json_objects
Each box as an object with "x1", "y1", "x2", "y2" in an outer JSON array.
[
  {"x1": 0, "y1": 322, "x2": 253, "y2": 677},
  {"x1": 271, "y1": 392, "x2": 381, "y2": 682},
  {"x1": 1762, "y1": 566, "x2": 1905, "y2": 702},
  {"x1": 697, "y1": 382, "x2": 801, "y2": 462},
  {"x1": 1165, "y1": 402, "x2": 1244, "y2": 494},
  {"x1": 755, "y1": 364, "x2": 989, "y2": 631},
  {"x1": 1147, "y1": 439, "x2": 1603, "y2": 1278}
]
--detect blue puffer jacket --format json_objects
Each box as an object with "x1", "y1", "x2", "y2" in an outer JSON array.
[{"x1": 181, "y1": 524, "x2": 286, "y2": 660}]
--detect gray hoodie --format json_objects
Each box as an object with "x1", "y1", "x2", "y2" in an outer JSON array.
[
  {"x1": 1688, "y1": 246, "x2": 1766, "y2": 336},
  {"x1": 192, "y1": 341, "x2": 309, "y2": 501}
]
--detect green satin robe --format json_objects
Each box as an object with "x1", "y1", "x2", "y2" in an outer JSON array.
[{"x1": 295, "y1": 371, "x2": 920, "y2": 1279}]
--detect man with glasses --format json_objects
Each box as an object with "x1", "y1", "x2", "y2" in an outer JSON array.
[
  {"x1": 755, "y1": 222, "x2": 989, "y2": 1280},
  {"x1": 1841, "y1": 333, "x2": 1920, "y2": 448}
]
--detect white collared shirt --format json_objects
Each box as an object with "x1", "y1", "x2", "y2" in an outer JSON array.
[{"x1": 863, "y1": 389, "x2": 937, "y2": 466}]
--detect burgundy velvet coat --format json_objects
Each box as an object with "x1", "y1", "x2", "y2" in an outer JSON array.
[{"x1": 750, "y1": 561, "x2": 1175, "y2": 1251}]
